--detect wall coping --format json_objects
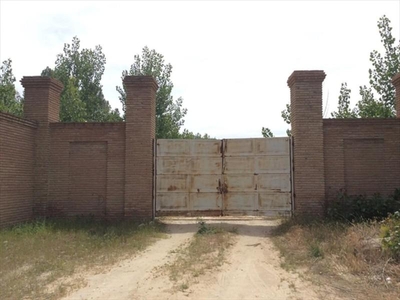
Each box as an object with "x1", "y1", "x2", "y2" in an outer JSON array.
[
  {"x1": 123, "y1": 76, "x2": 158, "y2": 91},
  {"x1": 323, "y1": 118, "x2": 400, "y2": 125},
  {"x1": 287, "y1": 70, "x2": 326, "y2": 87},
  {"x1": 0, "y1": 111, "x2": 38, "y2": 128},
  {"x1": 50, "y1": 122, "x2": 125, "y2": 129},
  {"x1": 21, "y1": 76, "x2": 64, "y2": 93}
]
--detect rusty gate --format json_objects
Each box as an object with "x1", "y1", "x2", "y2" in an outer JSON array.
[{"x1": 155, "y1": 138, "x2": 292, "y2": 216}]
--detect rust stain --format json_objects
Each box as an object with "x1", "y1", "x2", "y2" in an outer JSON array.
[
  {"x1": 167, "y1": 185, "x2": 177, "y2": 191},
  {"x1": 217, "y1": 179, "x2": 228, "y2": 194}
]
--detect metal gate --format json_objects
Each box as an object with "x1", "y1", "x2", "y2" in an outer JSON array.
[{"x1": 155, "y1": 138, "x2": 292, "y2": 216}]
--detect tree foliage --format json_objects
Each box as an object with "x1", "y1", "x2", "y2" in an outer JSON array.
[
  {"x1": 367, "y1": 15, "x2": 399, "y2": 114},
  {"x1": 42, "y1": 36, "x2": 122, "y2": 122},
  {"x1": 333, "y1": 15, "x2": 399, "y2": 118},
  {"x1": 117, "y1": 46, "x2": 209, "y2": 139},
  {"x1": 263, "y1": 15, "x2": 399, "y2": 137},
  {"x1": 0, "y1": 59, "x2": 23, "y2": 117},
  {"x1": 331, "y1": 83, "x2": 357, "y2": 118},
  {"x1": 261, "y1": 127, "x2": 274, "y2": 138},
  {"x1": 281, "y1": 103, "x2": 292, "y2": 136},
  {"x1": 281, "y1": 103, "x2": 291, "y2": 125},
  {"x1": 180, "y1": 129, "x2": 212, "y2": 139}
]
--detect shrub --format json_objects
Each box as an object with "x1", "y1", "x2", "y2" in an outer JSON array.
[
  {"x1": 381, "y1": 211, "x2": 400, "y2": 260},
  {"x1": 327, "y1": 188, "x2": 400, "y2": 222},
  {"x1": 197, "y1": 220, "x2": 218, "y2": 235}
]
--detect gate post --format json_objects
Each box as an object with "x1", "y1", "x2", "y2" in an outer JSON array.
[
  {"x1": 21, "y1": 76, "x2": 63, "y2": 216},
  {"x1": 392, "y1": 73, "x2": 400, "y2": 118},
  {"x1": 287, "y1": 71, "x2": 326, "y2": 216},
  {"x1": 123, "y1": 76, "x2": 158, "y2": 219}
]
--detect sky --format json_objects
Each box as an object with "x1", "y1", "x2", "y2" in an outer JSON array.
[{"x1": 1, "y1": 0, "x2": 399, "y2": 138}]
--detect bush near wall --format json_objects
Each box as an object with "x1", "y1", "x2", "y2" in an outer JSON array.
[
  {"x1": 327, "y1": 188, "x2": 400, "y2": 222},
  {"x1": 381, "y1": 211, "x2": 400, "y2": 261}
]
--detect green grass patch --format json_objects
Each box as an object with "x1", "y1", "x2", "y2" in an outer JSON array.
[{"x1": 0, "y1": 217, "x2": 166, "y2": 300}]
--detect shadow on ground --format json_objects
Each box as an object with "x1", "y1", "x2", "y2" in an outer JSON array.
[{"x1": 159, "y1": 217, "x2": 282, "y2": 238}]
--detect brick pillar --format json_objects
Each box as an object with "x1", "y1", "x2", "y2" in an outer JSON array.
[
  {"x1": 21, "y1": 76, "x2": 63, "y2": 216},
  {"x1": 123, "y1": 76, "x2": 158, "y2": 219},
  {"x1": 287, "y1": 71, "x2": 326, "y2": 216},
  {"x1": 392, "y1": 73, "x2": 400, "y2": 118}
]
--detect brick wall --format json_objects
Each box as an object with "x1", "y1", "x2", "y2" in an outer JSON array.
[
  {"x1": 289, "y1": 71, "x2": 400, "y2": 215},
  {"x1": 0, "y1": 76, "x2": 157, "y2": 225},
  {"x1": 48, "y1": 123, "x2": 125, "y2": 218},
  {"x1": 1, "y1": 71, "x2": 399, "y2": 225},
  {"x1": 0, "y1": 112, "x2": 36, "y2": 227},
  {"x1": 323, "y1": 119, "x2": 400, "y2": 201}
]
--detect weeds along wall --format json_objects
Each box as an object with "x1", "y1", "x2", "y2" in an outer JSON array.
[{"x1": 0, "y1": 72, "x2": 399, "y2": 227}]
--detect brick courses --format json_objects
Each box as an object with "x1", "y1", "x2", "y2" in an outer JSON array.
[
  {"x1": 48, "y1": 123, "x2": 125, "y2": 218},
  {"x1": 323, "y1": 119, "x2": 400, "y2": 201},
  {"x1": 0, "y1": 113, "x2": 36, "y2": 227}
]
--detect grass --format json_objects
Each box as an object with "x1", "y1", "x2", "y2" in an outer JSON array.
[
  {"x1": 272, "y1": 216, "x2": 400, "y2": 299},
  {"x1": 0, "y1": 217, "x2": 166, "y2": 300},
  {"x1": 163, "y1": 220, "x2": 237, "y2": 292}
]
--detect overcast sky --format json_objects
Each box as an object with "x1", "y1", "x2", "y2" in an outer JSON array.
[{"x1": 1, "y1": 1, "x2": 399, "y2": 138}]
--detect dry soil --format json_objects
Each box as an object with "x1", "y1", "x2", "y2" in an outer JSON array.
[{"x1": 63, "y1": 217, "x2": 341, "y2": 300}]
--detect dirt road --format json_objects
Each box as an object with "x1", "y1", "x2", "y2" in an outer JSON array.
[{"x1": 63, "y1": 218, "x2": 334, "y2": 300}]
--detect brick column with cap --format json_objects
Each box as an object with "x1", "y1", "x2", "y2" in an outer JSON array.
[
  {"x1": 21, "y1": 76, "x2": 63, "y2": 215},
  {"x1": 123, "y1": 76, "x2": 158, "y2": 219},
  {"x1": 287, "y1": 70, "x2": 326, "y2": 215},
  {"x1": 392, "y1": 73, "x2": 400, "y2": 118}
]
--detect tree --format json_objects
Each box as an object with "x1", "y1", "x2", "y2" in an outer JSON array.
[
  {"x1": 331, "y1": 83, "x2": 357, "y2": 118},
  {"x1": 263, "y1": 15, "x2": 400, "y2": 136},
  {"x1": 260, "y1": 104, "x2": 290, "y2": 138},
  {"x1": 367, "y1": 15, "x2": 399, "y2": 115},
  {"x1": 332, "y1": 15, "x2": 399, "y2": 118},
  {"x1": 261, "y1": 127, "x2": 274, "y2": 138},
  {"x1": 180, "y1": 129, "x2": 212, "y2": 139},
  {"x1": 0, "y1": 59, "x2": 23, "y2": 117},
  {"x1": 281, "y1": 103, "x2": 292, "y2": 136},
  {"x1": 117, "y1": 46, "x2": 193, "y2": 139},
  {"x1": 42, "y1": 36, "x2": 122, "y2": 122}
]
